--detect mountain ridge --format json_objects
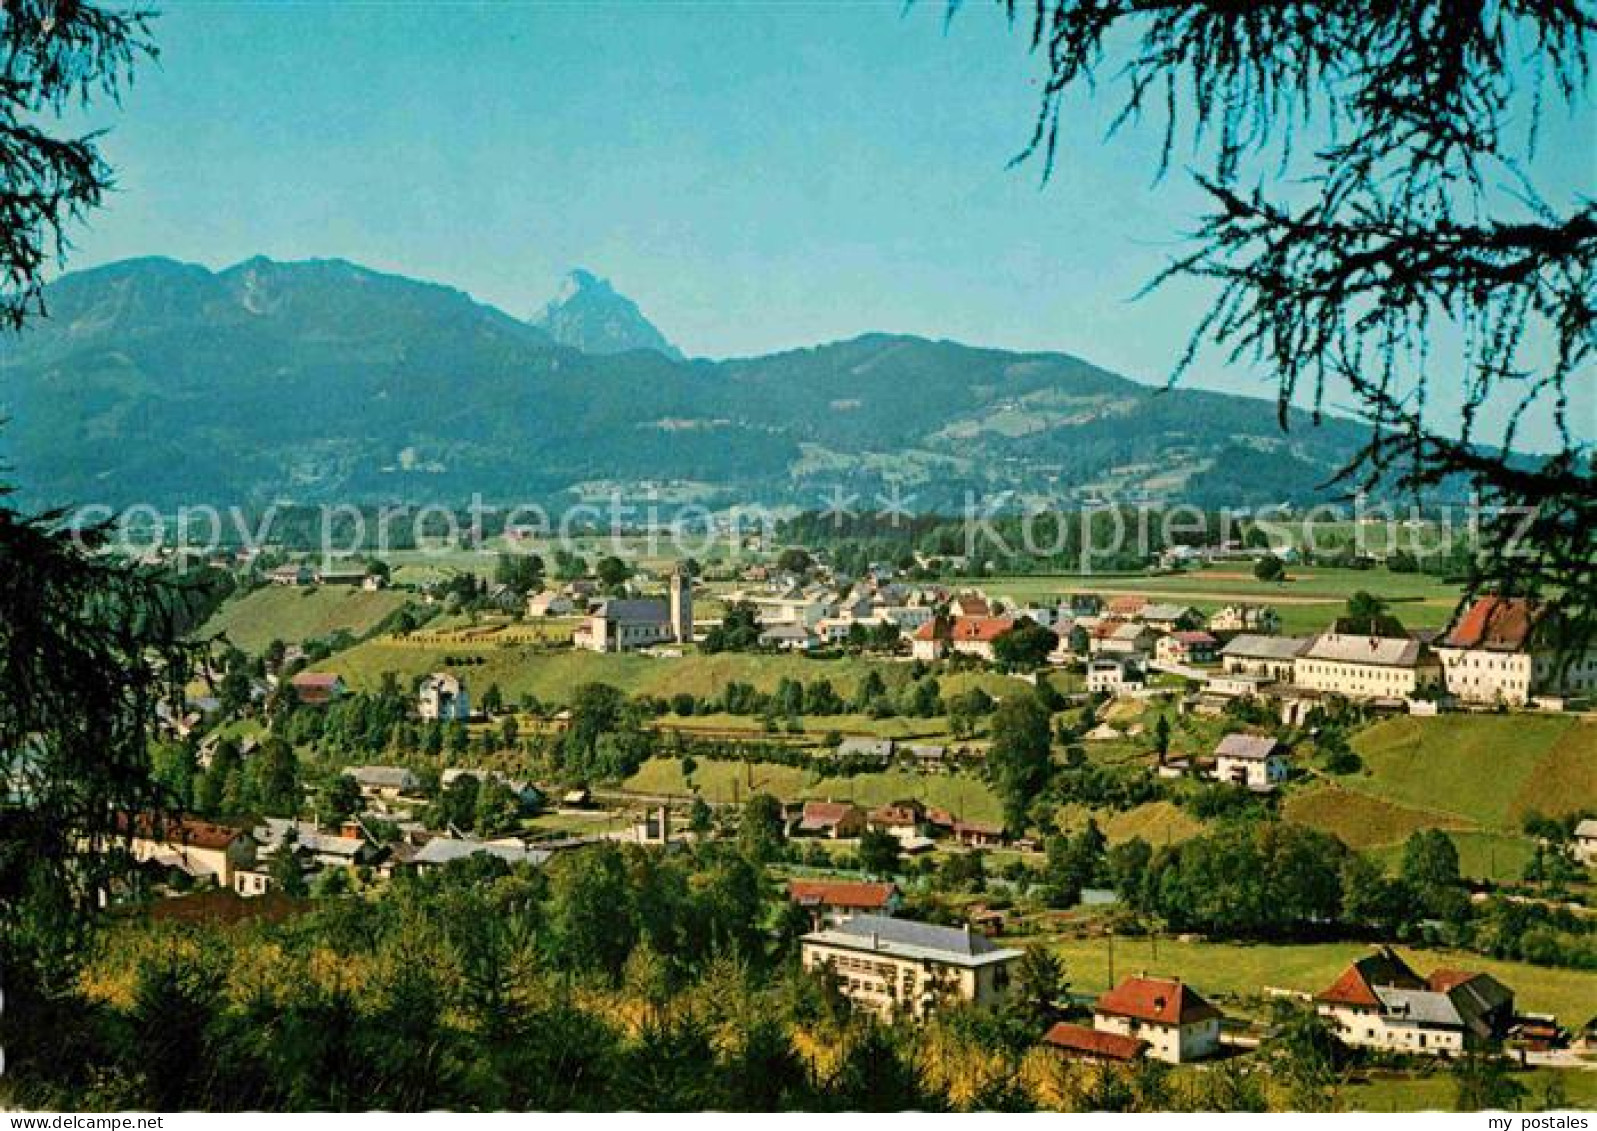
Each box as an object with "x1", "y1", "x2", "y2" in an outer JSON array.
[{"x1": 0, "y1": 255, "x2": 1374, "y2": 512}]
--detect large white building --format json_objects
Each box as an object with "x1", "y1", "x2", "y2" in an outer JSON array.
[
  {"x1": 800, "y1": 915, "x2": 1021, "y2": 1018},
  {"x1": 1435, "y1": 596, "x2": 1597, "y2": 706}
]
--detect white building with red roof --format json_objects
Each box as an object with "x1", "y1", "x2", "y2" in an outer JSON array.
[
  {"x1": 1315, "y1": 947, "x2": 1515, "y2": 1055},
  {"x1": 1092, "y1": 976, "x2": 1223, "y2": 1063},
  {"x1": 948, "y1": 616, "x2": 1014, "y2": 661},
  {"x1": 787, "y1": 879, "x2": 900, "y2": 925}
]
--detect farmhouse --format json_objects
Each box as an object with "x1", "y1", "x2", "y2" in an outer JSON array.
[
  {"x1": 1094, "y1": 621, "x2": 1157, "y2": 657},
  {"x1": 1208, "y1": 604, "x2": 1281, "y2": 634},
  {"x1": 1575, "y1": 818, "x2": 1597, "y2": 866},
  {"x1": 795, "y1": 801, "x2": 866, "y2": 839},
  {"x1": 1155, "y1": 631, "x2": 1219, "y2": 665},
  {"x1": 952, "y1": 820, "x2": 1006, "y2": 848},
  {"x1": 788, "y1": 879, "x2": 901, "y2": 925},
  {"x1": 868, "y1": 800, "x2": 926, "y2": 839},
  {"x1": 1294, "y1": 630, "x2": 1443, "y2": 701},
  {"x1": 289, "y1": 671, "x2": 346, "y2": 706},
  {"x1": 800, "y1": 914, "x2": 1021, "y2": 1018},
  {"x1": 1220, "y1": 635, "x2": 1309, "y2": 681},
  {"x1": 759, "y1": 623, "x2": 819, "y2": 651},
  {"x1": 417, "y1": 671, "x2": 470, "y2": 721},
  {"x1": 1315, "y1": 948, "x2": 1515, "y2": 1056},
  {"x1": 1093, "y1": 976, "x2": 1223, "y2": 1064},
  {"x1": 948, "y1": 593, "x2": 993, "y2": 619},
  {"x1": 1435, "y1": 596, "x2": 1597, "y2": 706},
  {"x1": 266, "y1": 563, "x2": 314, "y2": 586},
  {"x1": 1211, "y1": 734, "x2": 1289, "y2": 789},
  {"x1": 525, "y1": 590, "x2": 575, "y2": 617}
]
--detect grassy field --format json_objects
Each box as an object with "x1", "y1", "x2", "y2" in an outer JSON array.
[
  {"x1": 981, "y1": 565, "x2": 1465, "y2": 634},
  {"x1": 316, "y1": 642, "x2": 1033, "y2": 708},
  {"x1": 202, "y1": 586, "x2": 410, "y2": 651},
  {"x1": 622, "y1": 757, "x2": 1005, "y2": 823},
  {"x1": 1033, "y1": 935, "x2": 1597, "y2": 1021}
]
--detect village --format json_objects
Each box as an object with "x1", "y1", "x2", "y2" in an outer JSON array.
[{"x1": 98, "y1": 533, "x2": 1597, "y2": 1109}]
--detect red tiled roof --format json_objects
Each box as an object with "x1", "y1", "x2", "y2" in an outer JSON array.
[
  {"x1": 913, "y1": 619, "x2": 949, "y2": 641},
  {"x1": 951, "y1": 616, "x2": 1013, "y2": 642},
  {"x1": 1315, "y1": 947, "x2": 1425, "y2": 1006},
  {"x1": 1442, "y1": 597, "x2": 1541, "y2": 652},
  {"x1": 952, "y1": 594, "x2": 992, "y2": 616},
  {"x1": 954, "y1": 820, "x2": 1005, "y2": 838},
  {"x1": 1091, "y1": 618, "x2": 1127, "y2": 639},
  {"x1": 1043, "y1": 1022, "x2": 1148, "y2": 1062},
  {"x1": 1096, "y1": 977, "x2": 1221, "y2": 1025},
  {"x1": 1108, "y1": 596, "x2": 1148, "y2": 615},
  {"x1": 788, "y1": 879, "x2": 897, "y2": 910},
  {"x1": 870, "y1": 803, "x2": 923, "y2": 825},
  {"x1": 1172, "y1": 631, "x2": 1218, "y2": 645}
]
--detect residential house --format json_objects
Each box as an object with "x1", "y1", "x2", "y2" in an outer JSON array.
[
  {"x1": 1211, "y1": 734, "x2": 1289, "y2": 789},
  {"x1": 1575, "y1": 818, "x2": 1597, "y2": 866},
  {"x1": 949, "y1": 593, "x2": 993, "y2": 619},
  {"x1": 121, "y1": 814, "x2": 255, "y2": 889},
  {"x1": 1435, "y1": 596, "x2": 1597, "y2": 706},
  {"x1": 952, "y1": 820, "x2": 1006, "y2": 848},
  {"x1": 1208, "y1": 604, "x2": 1281, "y2": 634},
  {"x1": 572, "y1": 568, "x2": 692, "y2": 652},
  {"x1": 788, "y1": 879, "x2": 901, "y2": 925},
  {"x1": 417, "y1": 671, "x2": 470, "y2": 721},
  {"x1": 800, "y1": 914, "x2": 1021, "y2": 1018},
  {"x1": 1220, "y1": 635, "x2": 1310, "y2": 681},
  {"x1": 289, "y1": 672, "x2": 346, "y2": 706},
  {"x1": 1088, "y1": 656, "x2": 1145, "y2": 695},
  {"x1": 255, "y1": 818, "x2": 376, "y2": 872},
  {"x1": 1315, "y1": 948, "x2": 1515, "y2": 1056},
  {"x1": 795, "y1": 801, "x2": 866, "y2": 839},
  {"x1": 411, "y1": 837, "x2": 552, "y2": 871},
  {"x1": 1095, "y1": 621, "x2": 1157, "y2": 657},
  {"x1": 759, "y1": 623, "x2": 819, "y2": 651},
  {"x1": 1093, "y1": 976, "x2": 1223, "y2": 1064},
  {"x1": 1155, "y1": 631, "x2": 1219, "y2": 665},
  {"x1": 1294, "y1": 631, "x2": 1443, "y2": 701},
  {"x1": 1042, "y1": 1022, "x2": 1148, "y2": 1064},
  {"x1": 266, "y1": 563, "x2": 314, "y2": 586},
  {"x1": 869, "y1": 800, "x2": 926, "y2": 839},
  {"x1": 525, "y1": 590, "x2": 576, "y2": 618},
  {"x1": 949, "y1": 616, "x2": 1015, "y2": 662},
  {"x1": 911, "y1": 617, "x2": 951, "y2": 661}
]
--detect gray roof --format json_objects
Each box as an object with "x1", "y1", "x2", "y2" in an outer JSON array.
[
  {"x1": 806, "y1": 914, "x2": 1022, "y2": 968},
  {"x1": 1302, "y1": 632, "x2": 1429, "y2": 668},
  {"x1": 1214, "y1": 734, "x2": 1282, "y2": 761},
  {"x1": 1221, "y1": 634, "x2": 1310, "y2": 661},
  {"x1": 413, "y1": 838, "x2": 551, "y2": 867},
  {"x1": 907, "y1": 744, "x2": 947, "y2": 760}
]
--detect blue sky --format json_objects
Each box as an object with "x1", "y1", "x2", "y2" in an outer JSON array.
[{"x1": 59, "y1": 0, "x2": 1593, "y2": 448}]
